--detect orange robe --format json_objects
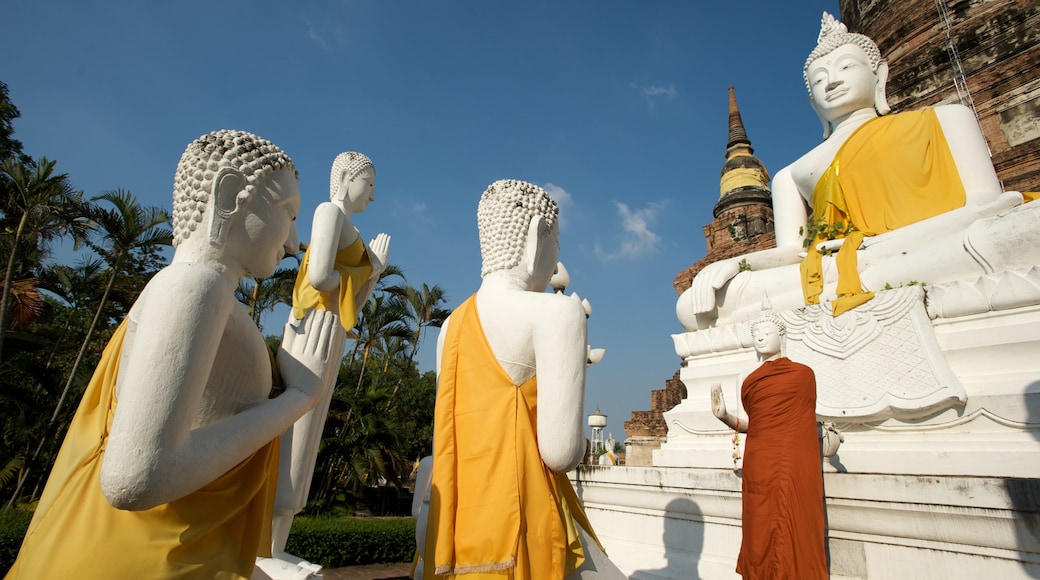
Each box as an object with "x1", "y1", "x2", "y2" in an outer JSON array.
[
  {"x1": 425, "y1": 295, "x2": 601, "y2": 580},
  {"x1": 7, "y1": 320, "x2": 280, "y2": 580},
  {"x1": 801, "y1": 108, "x2": 966, "y2": 315},
  {"x1": 291, "y1": 233, "x2": 372, "y2": 330},
  {"x1": 736, "y1": 358, "x2": 826, "y2": 580}
]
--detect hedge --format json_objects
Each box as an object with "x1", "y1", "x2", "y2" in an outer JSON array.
[
  {"x1": 286, "y1": 516, "x2": 416, "y2": 567},
  {"x1": 0, "y1": 512, "x2": 415, "y2": 573},
  {"x1": 0, "y1": 510, "x2": 32, "y2": 574}
]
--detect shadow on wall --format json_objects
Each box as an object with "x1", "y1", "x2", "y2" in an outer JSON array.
[
  {"x1": 1007, "y1": 379, "x2": 1040, "y2": 578},
  {"x1": 629, "y1": 497, "x2": 704, "y2": 580}
]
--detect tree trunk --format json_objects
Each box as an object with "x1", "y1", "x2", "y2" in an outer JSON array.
[
  {"x1": 8, "y1": 257, "x2": 121, "y2": 507},
  {"x1": 0, "y1": 213, "x2": 29, "y2": 362}
]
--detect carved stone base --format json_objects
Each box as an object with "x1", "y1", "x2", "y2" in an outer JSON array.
[{"x1": 659, "y1": 286, "x2": 1040, "y2": 478}]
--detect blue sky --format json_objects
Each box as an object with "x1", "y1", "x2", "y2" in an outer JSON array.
[{"x1": 3, "y1": 0, "x2": 839, "y2": 443}]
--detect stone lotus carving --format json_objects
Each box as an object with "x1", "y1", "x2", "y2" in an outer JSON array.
[{"x1": 781, "y1": 286, "x2": 965, "y2": 421}]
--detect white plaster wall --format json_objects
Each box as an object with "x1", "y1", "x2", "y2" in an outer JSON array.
[{"x1": 573, "y1": 466, "x2": 1040, "y2": 580}]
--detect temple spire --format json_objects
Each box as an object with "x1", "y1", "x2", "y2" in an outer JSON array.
[
  {"x1": 715, "y1": 86, "x2": 771, "y2": 215},
  {"x1": 726, "y1": 86, "x2": 752, "y2": 153}
]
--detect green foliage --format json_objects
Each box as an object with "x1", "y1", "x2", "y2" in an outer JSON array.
[
  {"x1": 738, "y1": 258, "x2": 751, "y2": 272},
  {"x1": 800, "y1": 217, "x2": 856, "y2": 251},
  {"x1": 0, "y1": 81, "x2": 30, "y2": 165},
  {"x1": 284, "y1": 516, "x2": 415, "y2": 567},
  {"x1": 0, "y1": 509, "x2": 32, "y2": 573}
]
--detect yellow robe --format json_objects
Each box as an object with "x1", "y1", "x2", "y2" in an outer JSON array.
[
  {"x1": 800, "y1": 108, "x2": 966, "y2": 315},
  {"x1": 291, "y1": 234, "x2": 372, "y2": 330},
  {"x1": 7, "y1": 320, "x2": 280, "y2": 580},
  {"x1": 425, "y1": 296, "x2": 602, "y2": 580}
]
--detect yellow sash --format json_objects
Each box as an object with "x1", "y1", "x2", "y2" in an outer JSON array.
[
  {"x1": 291, "y1": 233, "x2": 372, "y2": 330},
  {"x1": 800, "y1": 109, "x2": 966, "y2": 315},
  {"x1": 8, "y1": 320, "x2": 280, "y2": 579},
  {"x1": 426, "y1": 296, "x2": 601, "y2": 579}
]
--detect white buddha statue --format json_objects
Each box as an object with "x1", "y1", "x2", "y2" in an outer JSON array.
[
  {"x1": 418, "y1": 179, "x2": 624, "y2": 579},
  {"x1": 677, "y1": 12, "x2": 1036, "y2": 331},
  {"x1": 8, "y1": 130, "x2": 345, "y2": 579},
  {"x1": 258, "y1": 152, "x2": 390, "y2": 578}
]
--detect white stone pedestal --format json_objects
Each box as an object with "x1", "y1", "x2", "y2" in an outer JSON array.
[{"x1": 585, "y1": 281, "x2": 1040, "y2": 578}]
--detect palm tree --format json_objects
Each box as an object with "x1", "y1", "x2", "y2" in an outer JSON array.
[
  {"x1": 345, "y1": 265, "x2": 405, "y2": 371},
  {"x1": 394, "y1": 283, "x2": 450, "y2": 371},
  {"x1": 37, "y1": 257, "x2": 107, "y2": 369},
  {"x1": 236, "y1": 266, "x2": 299, "y2": 330},
  {"x1": 351, "y1": 294, "x2": 411, "y2": 394},
  {"x1": 55, "y1": 190, "x2": 171, "y2": 426},
  {"x1": 0, "y1": 158, "x2": 89, "y2": 359},
  {"x1": 7, "y1": 190, "x2": 171, "y2": 507}
]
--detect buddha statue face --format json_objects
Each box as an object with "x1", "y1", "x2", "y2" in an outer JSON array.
[
  {"x1": 803, "y1": 12, "x2": 890, "y2": 138},
  {"x1": 223, "y1": 168, "x2": 301, "y2": 278},
  {"x1": 338, "y1": 168, "x2": 375, "y2": 213},
  {"x1": 750, "y1": 320, "x2": 783, "y2": 358},
  {"x1": 807, "y1": 43, "x2": 882, "y2": 125}
]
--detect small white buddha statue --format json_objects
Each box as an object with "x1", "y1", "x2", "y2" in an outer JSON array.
[{"x1": 258, "y1": 152, "x2": 391, "y2": 578}]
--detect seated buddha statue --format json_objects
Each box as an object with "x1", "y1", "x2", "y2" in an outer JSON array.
[{"x1": 677, "y1": 12, "x2": 1035, "y2": 331}]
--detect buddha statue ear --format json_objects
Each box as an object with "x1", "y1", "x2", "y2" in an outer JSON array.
[
  {"x1": 333, "y1": 171, "x2": 349, "y2": 202},
  {"x1": 524, "y1": 216, "x2": 545, "y2": 277},
  {"x1": 209, "y1": 168, "x2": 247, "y2": 246},
  {"x1": 874, "y1": 60, "x2": 891, "y2": 116}
]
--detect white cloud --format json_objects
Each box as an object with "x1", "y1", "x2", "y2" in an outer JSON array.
[
  {"x1": 304, "y1": 18, "x2": 329, "y2": 51},
  {"x1": 631, "y1": 83, "x2": 678, "y2": 109},
  {"x1": 596, "y1": 201, "x2": 665, "y2": 260},
  {"x1": 542, "y1": 182, "x2": 573, "y2": 230},
  {"x1": 392, "y1": 200, "x2": 434, "y2": 225}
]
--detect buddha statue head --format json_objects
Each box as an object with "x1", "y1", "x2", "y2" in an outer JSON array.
[
  {"x1": 172, "y1": 129, "x2": 297, "y2": 248},
  {"x1": 803, "y1": 12, "x2": 890, "y2": 138},
  {"x1": 750, "y1": 297, "x2": 786, "y2": 360},
  {"x1": 477, "y1": 179, "x2": 560, "y2": 287},
  {"x1": 330, "y1": 151, "x2": 376, "y2": 213}
]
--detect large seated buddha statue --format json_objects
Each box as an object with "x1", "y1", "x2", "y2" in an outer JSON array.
[{"x1": 677, "y1": 12, "x2": 1039, "y2": 332}]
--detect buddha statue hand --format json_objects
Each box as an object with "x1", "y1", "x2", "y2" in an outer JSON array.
[
  {"x1": 368, "y1": 232, "x2": 391, "y2": 277},
  {"x1": 710, "y1": 383, "x2": 728, "y2": 421},
  {"x1": 690, "y1": 259, "x2": 741, "y2": 314},
  {"x1": 277, "y1": 309, "x2": 347, "y2": 403}
]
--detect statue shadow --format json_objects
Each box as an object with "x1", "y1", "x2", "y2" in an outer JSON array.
[
  {"x1": 629, "y1": 497, "x2": 704, "y2": 580},
  {"x1": 1006, "y1": 379, "x2": 1040, "y2": 578}
]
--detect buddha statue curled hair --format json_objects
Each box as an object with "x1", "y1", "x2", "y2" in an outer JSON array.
[
  {"x1": 477, "y1": 179, "x2": 559, "y2": 278},
  {"x1": 329, "y1": 152, "x2": 375, "y2": 200},
  {"x1": 172, "y1": 130, "x2": 296, "y2": 247},
  {"x1": 802, "y1": 12, "x2": 885, "y2": 93}
]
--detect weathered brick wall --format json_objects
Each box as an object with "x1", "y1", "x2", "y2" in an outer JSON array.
[
  {"x1": 624, "y1": 371, "x2": 688, "y2": 439},
  {"x1": 839, "y1": 0, "x2": 1040, "y2": 192},
  {"x1": 673, "y1": 204, "x2": 777, "y2": 294}
]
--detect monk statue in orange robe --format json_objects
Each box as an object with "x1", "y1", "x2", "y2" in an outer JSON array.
[
  {"x1": 677, "y1": 11, "x2": 1038, "y2": 331},
  {"x1": 418, "y1": 179, "x2": 624, "y2": 580},
  {"x1": 7, "y1": 130, "x2": 345, "y2": 579},
  {"x1": 710, "y1": 305, "x2": 827, "y2": 580}
]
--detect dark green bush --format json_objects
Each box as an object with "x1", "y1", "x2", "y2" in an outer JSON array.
[
  {"x1": 0, "y1": 511, "x2": 415, "y2": 572},
  {"x1": 0, "y1": 509, "x2": 33, "y2": 574},
  {"x1": 286, "y1": 516, "x2": 416, "y2": 568}
]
